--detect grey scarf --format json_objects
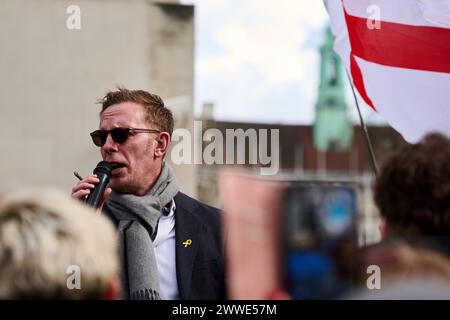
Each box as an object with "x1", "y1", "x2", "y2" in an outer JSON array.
[{"x1": 106, "y1": 162, "x2": 179, "y2": 300}]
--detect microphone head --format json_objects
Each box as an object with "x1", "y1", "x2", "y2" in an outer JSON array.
[{"x1": 93, "y1": 161, "x2": 113, "y2": 177}]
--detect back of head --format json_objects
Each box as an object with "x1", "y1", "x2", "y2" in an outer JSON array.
[
  {"x1": 0, "y1": 189, "x2": 118, "y2": 299},
  {"x1": 374, "y1": 133, "x2": 450, "y2": 238}
]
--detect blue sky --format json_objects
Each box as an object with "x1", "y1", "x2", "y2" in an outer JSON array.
[{"x1": 181, "y1": 0, "x2": 385, "y2": 125}]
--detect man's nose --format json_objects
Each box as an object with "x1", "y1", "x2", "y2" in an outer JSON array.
[{"x1": 102, "y1": 133, "x2": 119, "y2": 152}]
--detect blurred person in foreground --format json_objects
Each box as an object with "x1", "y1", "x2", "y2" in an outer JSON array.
[
  {"x1": 350, "y1": 133, "x2": 450, "y2": 299},
  {"x1": 349, "y1": 239, "x2": 450, "y2": 299},
  {"x1": 374, "y1": 133, "x2": 450, "y2": 256},
  {"x1": 71, "y1": 87, "x2": 224, "y2": 300},
  {"x1": 0, "y1": 189, "x2": 119, "y2": 299}
]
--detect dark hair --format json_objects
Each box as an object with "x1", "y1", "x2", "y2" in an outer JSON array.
[
  {"x1": 98, "y1": 87, "x2": 174, "y2": 136},
  {"x1": 374, "y1": 133, "x2": 450, "y2": 237}
]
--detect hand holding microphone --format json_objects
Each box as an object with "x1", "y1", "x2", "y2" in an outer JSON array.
[
  {"x1": 71, "y1": 161, "x2": 118, "y2": 210},
  {"x1": 85, "y1": 161, "x2": 113, "y2": 208}
]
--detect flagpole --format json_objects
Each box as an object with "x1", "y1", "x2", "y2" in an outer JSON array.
[{"x1": 346, "y1": 71, "x2": 379, "y2": 176}]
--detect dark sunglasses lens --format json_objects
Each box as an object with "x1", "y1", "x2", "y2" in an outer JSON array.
[
  {"x1": 90, "y1": 130, "x2": 105, "y2": 147},
  {"x1": 111, "y1": 128, "x2": 129, "y2": 144}
]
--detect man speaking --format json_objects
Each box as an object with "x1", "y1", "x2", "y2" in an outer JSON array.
[{"x1": 72, "y1": 87, "x2": 225, "y2": 300}]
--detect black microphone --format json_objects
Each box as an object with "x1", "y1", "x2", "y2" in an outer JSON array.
[{"x1": 86, "y1": 161, "x2": 114, "y2": 209}]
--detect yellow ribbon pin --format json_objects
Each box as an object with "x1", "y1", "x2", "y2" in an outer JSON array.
[{"x1": 182, "y1": 239, "x2": 192, "y2": 247}]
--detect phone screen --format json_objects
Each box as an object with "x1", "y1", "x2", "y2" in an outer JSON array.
[{"x1": 283, "y1": 183, "x2": 359, "y2": 299}]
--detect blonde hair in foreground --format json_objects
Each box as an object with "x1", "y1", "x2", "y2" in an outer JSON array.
[{"x1": 0, "y1": 189, "x2": 118, "y2": 299}]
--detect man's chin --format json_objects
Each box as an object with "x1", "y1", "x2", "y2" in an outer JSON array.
[{"x1": 109, "y1": 180, "x2": 132, "y2": 194}]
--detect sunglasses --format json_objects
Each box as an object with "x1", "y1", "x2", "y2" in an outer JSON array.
[{"x1": 90, "y1": 127, "x2": 161, "y2": 147}]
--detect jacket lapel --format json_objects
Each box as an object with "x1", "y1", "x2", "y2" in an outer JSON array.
[{"x1": 175, "y1": 193, "x2": 200, "y2": 299}]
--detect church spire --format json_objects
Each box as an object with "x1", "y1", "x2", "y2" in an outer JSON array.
[{"x1": 313, "y1": 26, "x2": 353, "y2": 152}]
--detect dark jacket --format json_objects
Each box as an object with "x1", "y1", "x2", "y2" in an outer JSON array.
[
  {"x1": 174, "y1": 192, "x2": 225, "y2": 299},
  {"x1": 104, "y1": 191, "x2": 225, "y2": 300}
]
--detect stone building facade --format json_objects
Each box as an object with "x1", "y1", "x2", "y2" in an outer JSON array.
[{"x1": 0, "y1": 0, "x2": 197, "y2": 196}]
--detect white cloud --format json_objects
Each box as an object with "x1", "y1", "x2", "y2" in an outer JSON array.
[
  {"x1": 242, "y1": 0, "x2": 328, "y2": 28},
  {"x1": 181, "y1": 0, "x2": 228, "y2": 10},
  {"x1": 190, "y1": 0, "x2": 329, "y2": 124},
  {"x1": 214, "y1": 20, "x2": 308, "y2": 86}
]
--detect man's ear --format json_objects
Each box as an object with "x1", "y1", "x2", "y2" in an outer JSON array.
[
  {"x1": 379, "y1": 216, "x2": 388, "y2": 240},
  {"x1": 154, "y1": 132, "x2": 171, "y2": 158},
  {"x1": 103, "y1": 276, "x2": 120, "y2": 300}
]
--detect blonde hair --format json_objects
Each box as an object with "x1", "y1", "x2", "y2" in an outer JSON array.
[{"x1": 0, "y1": 189, "x2": 118, "y2": 299}]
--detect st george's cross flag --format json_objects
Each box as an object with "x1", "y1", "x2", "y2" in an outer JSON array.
[{"x1": 324, "y1": 0, "x2": 450, "y2": 143}]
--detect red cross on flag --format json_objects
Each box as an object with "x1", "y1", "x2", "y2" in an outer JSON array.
[{"x1": 324, "y1": 0, "x2": 450, "y2": 143}]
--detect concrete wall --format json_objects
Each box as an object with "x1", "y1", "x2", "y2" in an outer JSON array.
[{"x1": 0, "y1": 0, "x2": 197, "y2": 196}]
